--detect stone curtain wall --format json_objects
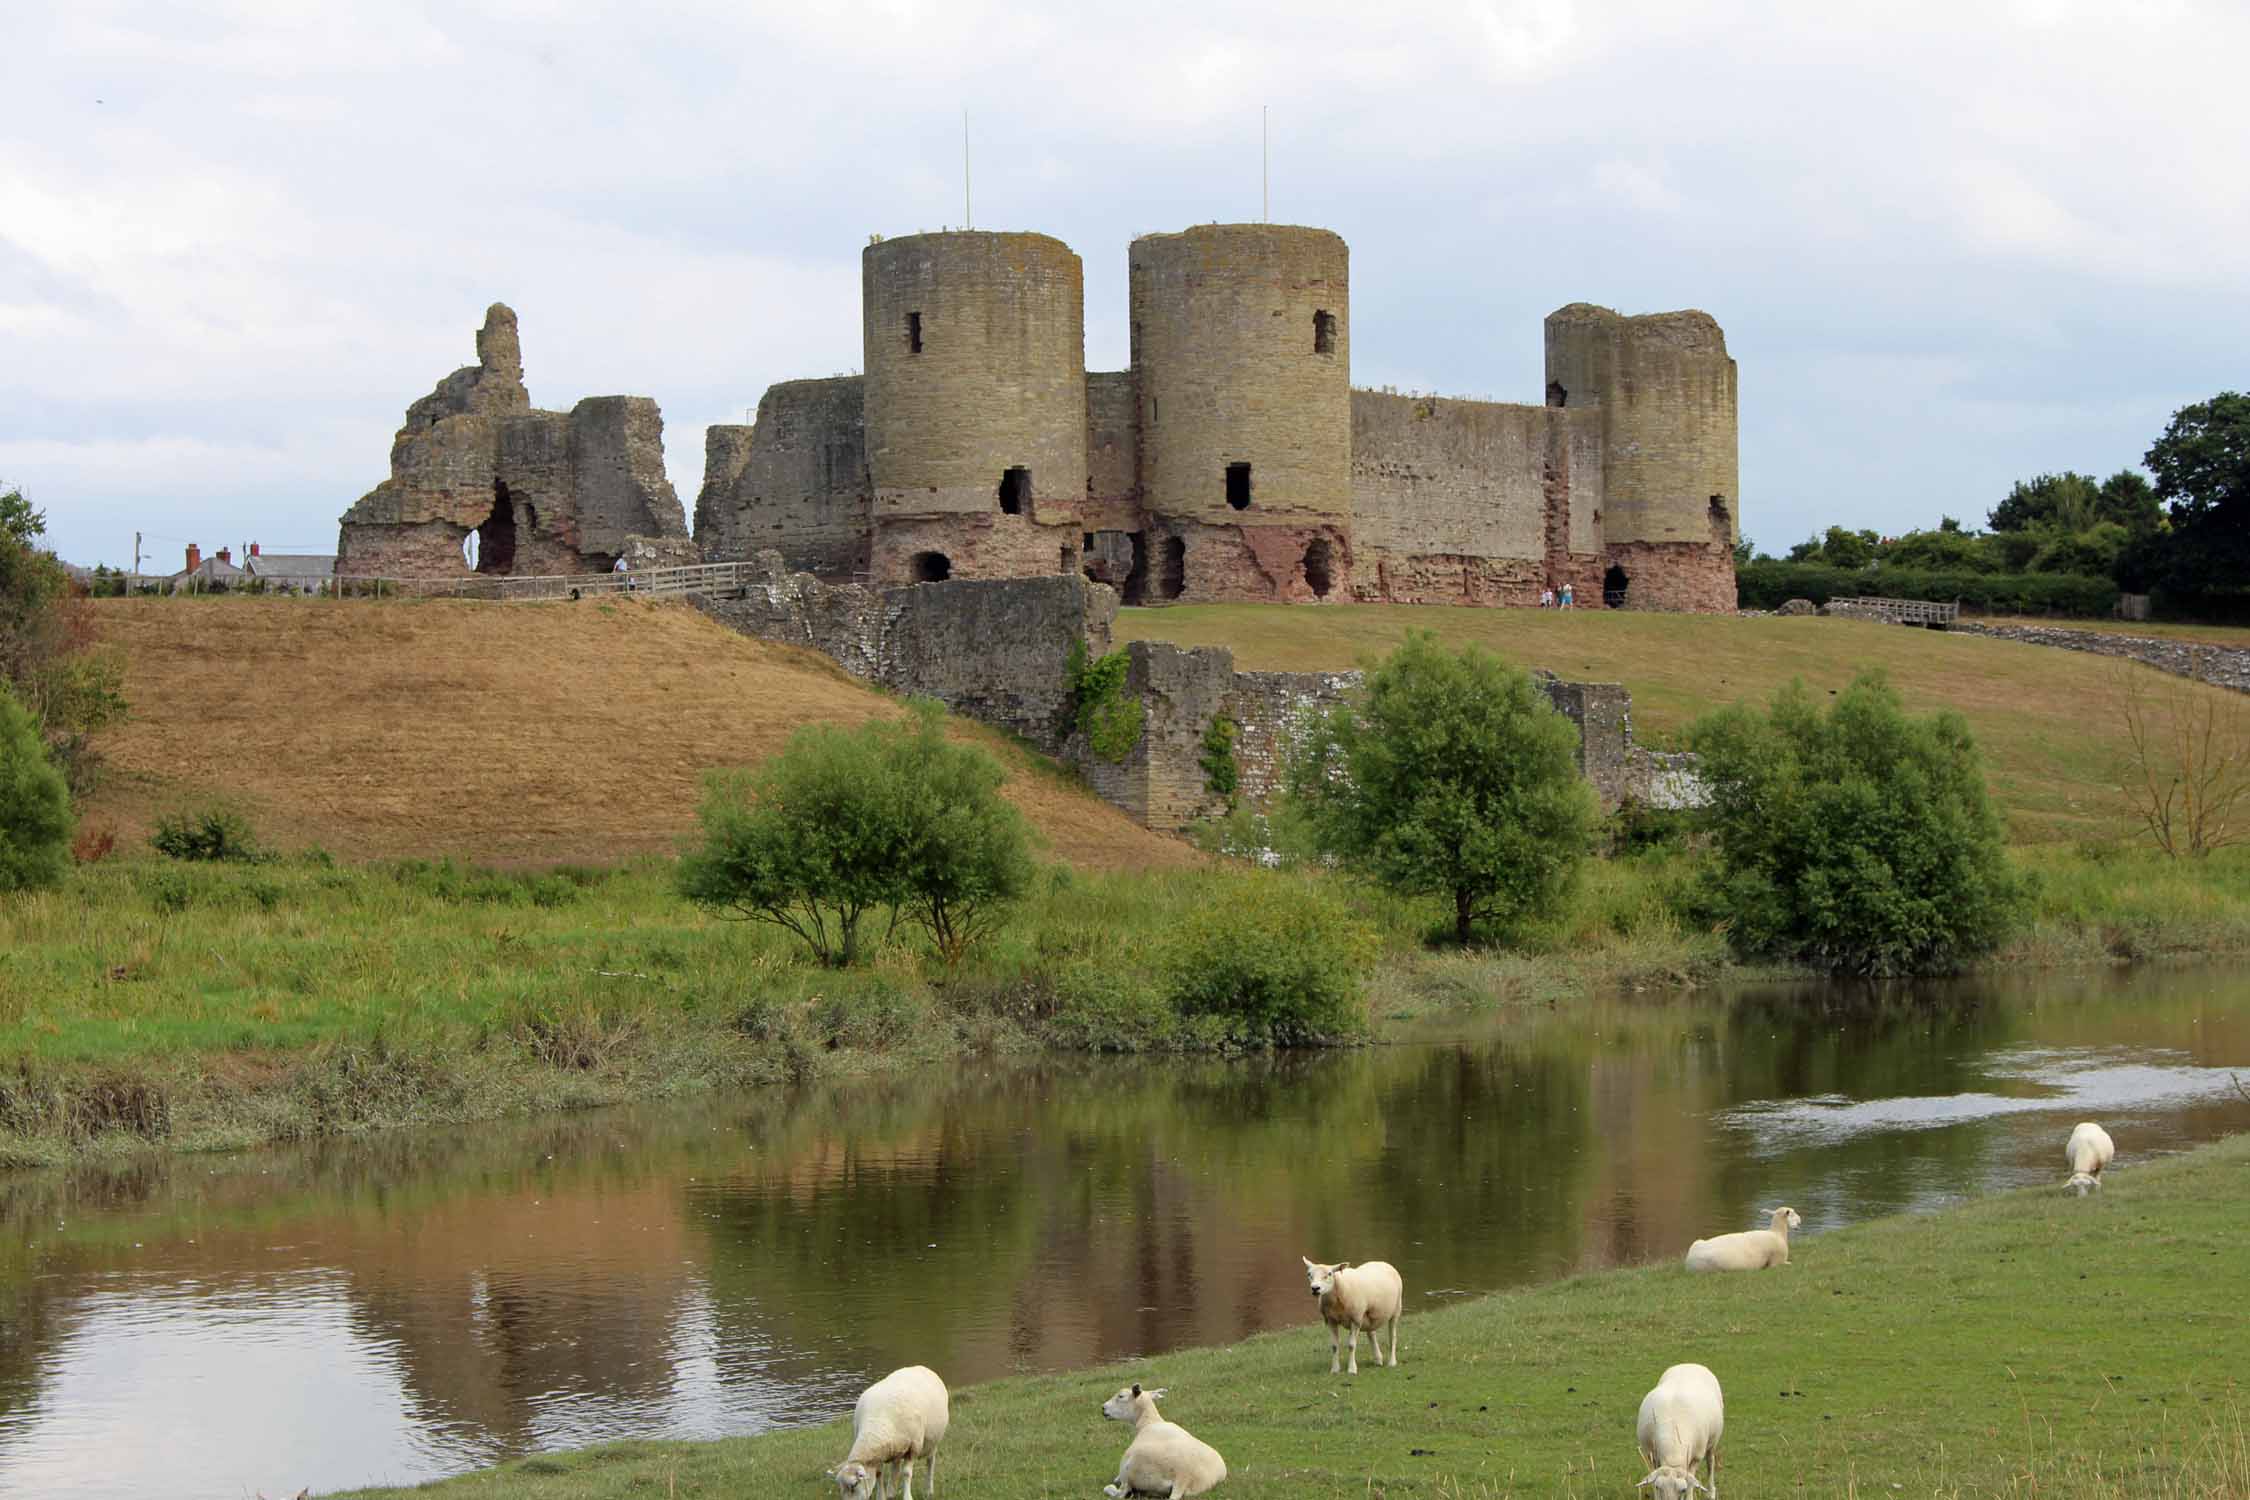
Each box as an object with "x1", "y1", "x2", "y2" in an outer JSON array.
[
  {"x1": 694, "y1": 377, "x2": 869, "y2": 578},
  {"x1": 862, "y1": 232, "x2": 1087, "y2": 584},
  {"x1": 1954, "y1": 623, "x2": 2250, "y2": 694}
]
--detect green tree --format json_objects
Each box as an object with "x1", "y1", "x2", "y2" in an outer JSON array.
[
  {"x1": 0, "y1": 681, "x2": 73, "y2": 893},
  {"x1": 2095, "y1": 470, "x2": 2162, "y2": 533},
  {"x1": 1164, "y1": 872, "x2": 1376, "y2": 1044},
  {"x1": 677, "y1": 702, "x2": 1031, "y2": 966},
  {"x1": 1689, "y1": 671, "x2": 2025, "y2": 976},
  {"x1": 2143, "y1": 393, "x2": 2250, "y2": 596},
  {"x1": 0, "y1": 486, "x2": 127, "y2": 792},
  {"x1": 1285, "y1": 632, "x2": 1598, "y2": 945},
  {"x1": 1989, "y1": 471, "x2": 2103, "y2": 533},
  {"x1": 1818, "y1": 526, "x2": 1879, "y2": 569}
]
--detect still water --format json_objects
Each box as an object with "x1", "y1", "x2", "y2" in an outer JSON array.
[{"x1": 1, "y1": 967, "x2": 2246, "y2": 1498}]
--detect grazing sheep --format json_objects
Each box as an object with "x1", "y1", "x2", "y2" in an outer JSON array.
[
  {"x1": 2066, "y1": 1121, "x2": 2115, "y2": 1195},
  {"x1": 1635, "y1": 1362, "x2": 1725, "y2": 1499},
  {"x1": 1683, "y1": 1208, "x2": 1802, "y2": 1272},
  {"x1": 830, "y1": 1365, "x2": 949, "y2": 1500},
  {"x1": 1100, "y1": 1382, "x2": 1227, "y2": 1499},
  {"x1": 1300, "y1": 1256, "x2": 1404, "y2": 1374}
]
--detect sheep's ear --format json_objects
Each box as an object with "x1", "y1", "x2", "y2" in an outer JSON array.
[
  {"x1": 1636, "y1": 1474, "x2": 1661, "y2": 1491},
  {"x1": 1302, "y1": 1256, "x2": 1315, "y2": 1268},
  {"x1": 1338, "y1": 1261, "x2": 1353, "y2": 1269},
  {"x1": 1130, "y1": 1382, "x2": 1141, "y2": 1396},
  {"x1": 1149, "y1": 1387, "x2": 1169, "y2": 1399}
]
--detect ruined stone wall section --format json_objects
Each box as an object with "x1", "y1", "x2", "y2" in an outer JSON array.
[
  {"x1": 1131, "y1": 225, "x2": 1352, "y2": 544},
  {"x1": 1223, "y1": 668, "x2": 1359, "y2": 807},
  {"x1": 1084, "y1": 370, "x2": 1139, "y2": 512},
  {"x1": 862, "y1": 232, "x2": 1087, "y2": 535},
  {"x1": 695, "y1": 377, "x2": 867, "y2": 577}
]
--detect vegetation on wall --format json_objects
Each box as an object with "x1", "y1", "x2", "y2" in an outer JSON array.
[
  {"x1": 1197, "y1": 714, "x2": 1239, "y2": 807},
  {"x1": 1065, "y1": 638, "x2": 1145, "y2": 762}
]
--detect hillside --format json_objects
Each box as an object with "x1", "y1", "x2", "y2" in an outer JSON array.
[
  {"x1": 83, "y1": 597, "x2": 1199, "y2": 869},
  {"x1": 1115, "y1": 602, "x2": 2244, "y2": 843}
]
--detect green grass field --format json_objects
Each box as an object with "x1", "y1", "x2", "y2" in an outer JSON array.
[
  {"x1": 1113, "y1": 604, "x2": 2245, "y2": 844},
  {"x1": 334, "y1": 1133, "x2": 2250, "y2": 1499}
]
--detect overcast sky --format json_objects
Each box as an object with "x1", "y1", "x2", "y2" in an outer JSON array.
[{"x1": 7, "y1": 0, "x2": 2244, "y2": 570}]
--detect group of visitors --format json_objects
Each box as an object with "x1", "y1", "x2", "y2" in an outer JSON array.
[{"x1": 1539, "y1": 582, "x2": 1575, "y2": 609}]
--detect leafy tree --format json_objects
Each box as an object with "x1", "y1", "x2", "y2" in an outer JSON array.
[
  {"x1": 1989, "y1": 471, "x2": 2103, "y2": 533},
  {"x1": 1882, "y1": 526, "x2": 1994, "y2": 574},
  {"x1": 0, "y1": 681, "x2": 73, "y2": 893},
  {"x1": 0, "y1": 486, "x2": 127, "y2": 792},
  {"x1": 677, "y1": 701, "x2": 1031, "y2": 966},
  {"x1": 1689, "y1": 671, "x2": 2025, "y2": 975},
  {"x1": 1731, "y1": 534, "x2": 1757, "y2": 567},
  {"x1": 2028, "y1": 522, "x2": 2129, "y2": 578},
  {"x1": 2143, "y1": 392, "x2": 2250, "y2": 596},
  {"x1": 2096, "y1": 470, "x2": 2162, "y2": 534},
  {"x1": 1818, "y1": 525, "x2": 1879, "y2": 569},
  {"x1": 1285, "y1": 631, "x2": 1598, "y2": 945}
]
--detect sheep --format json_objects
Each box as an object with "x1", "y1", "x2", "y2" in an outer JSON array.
[
  {"x1": 1683, "y1": 1207, "x2": 1802, "y2": 1272},
  {"x1": 1099, "y1": 1382, "x2": 1227, "y2": 1499},
  {"x1": 830, "y1": 1365, "x2": 949, "y2": 1500},
  {"x1": 1635, "y1": 1362, "x2": 1725, "y2": 1499},
  {"x1": 2066, "y1": 1121, "x2": 2115, "y2": 1195},
  {"x1": 1301, "y1": 1256, "x2": 1404, "y2": 1374}
]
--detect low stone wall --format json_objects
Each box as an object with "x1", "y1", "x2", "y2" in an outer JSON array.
[
  {"x1": 1953, "y1": 622, "x2": 2250, "y2": 694},
  {"x1": 694, "y1": 553, "x2": 1700, "y2": 831}
]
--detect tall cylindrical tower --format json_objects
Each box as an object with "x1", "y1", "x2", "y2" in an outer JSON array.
[
  {"x1": 1544, "y1": 304, "x2": 1739, "y2": 612},
  {"x1": 1129, "y1": 224, "x2": 1352, "y2": 600},
  {"x1": 861, "y1": 231, "x2": 1086, "y2": 582}
]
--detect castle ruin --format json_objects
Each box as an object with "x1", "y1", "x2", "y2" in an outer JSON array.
[{"x1": 338, "y1": 224, "x2": 1738, "y2": 612}]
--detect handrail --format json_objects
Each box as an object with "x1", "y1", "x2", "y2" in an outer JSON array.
[{"x1": 329, "y1": 560, "x2": 756, "y2": 601}]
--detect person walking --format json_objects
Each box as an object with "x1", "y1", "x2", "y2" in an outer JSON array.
[{"x1": 1559, "y1": 581, "x2": 1574, "y2": 609}]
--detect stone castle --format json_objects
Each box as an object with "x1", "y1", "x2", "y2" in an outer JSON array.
[{"x1": 339, "y1": 222, "x2": 1739, "y2": 613}]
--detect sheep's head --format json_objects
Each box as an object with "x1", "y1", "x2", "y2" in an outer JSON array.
[
  {"x1": 1102, "y1": 1382, "x2": 1165, "y2": 1422},
  {"x1": 1302, "y1": 1257, "x2": 1350, "y2": 1297},
  {"x1": 1637, "y1": 1465, "x2": 1711, "y2": 1498},
  {"x1": 1765, "y1": 1206, "x2": 1802, "y2": 1232},
  {"x1": 2068, "y1": 1172, "x2": 2102, "y2": 1196},
  {"x1": 831, "y1": 1462, "x2": 878, "y2": 1500}
]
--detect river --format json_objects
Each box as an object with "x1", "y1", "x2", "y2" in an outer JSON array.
[{"x1": 0, "y1": 966, "x2": 2245, "y2": 1498}]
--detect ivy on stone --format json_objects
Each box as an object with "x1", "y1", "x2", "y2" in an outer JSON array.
[
  {"x1": 1200, "y1": 714, "x2": 1240, "y2": 806},
  {"x1": 1067, "y1": 639, "x2": 1145, "y2": 763}
]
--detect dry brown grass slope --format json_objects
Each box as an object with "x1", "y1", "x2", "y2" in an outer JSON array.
[
  {"x1": 1115, "y1": 602, "x2": 2247, "y2": 843},
  {"x1": 84, "y1": 596, "x2": 1200, "y2": 870}
]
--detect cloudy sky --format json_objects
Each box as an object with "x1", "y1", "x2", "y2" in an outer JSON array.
[{"x1": 7, "y1": 0, "x2": 2244, "y2": 570}]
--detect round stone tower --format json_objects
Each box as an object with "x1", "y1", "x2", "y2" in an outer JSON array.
[
  {"x1": 1544, "y1": 304, "x2": 1739, "y2": 612},
  {"x1": 1129, "y1": 224, "x2": 1352, "y2": 601},
  {"x1": 862, "y1": 230, "x2": 1087, "y2": 585}
]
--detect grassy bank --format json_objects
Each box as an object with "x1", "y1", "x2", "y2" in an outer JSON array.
[
  {"x1": 333, "y1": 1133, "x2": 2250, "y2": 1498},
  {"x1": 6, "y1": 842, "x2": 2249, "y2": 1168}
]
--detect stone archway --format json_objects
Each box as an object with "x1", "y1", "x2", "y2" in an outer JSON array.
[
  {"x1": 1302, "y1": 536, "x2": 1335, "y2": 599},
  {"x1": 911, "y1": 550, "x2": 952, "y2": 582},
  {"x1": 1603, "y1": 563, "x2": 1629, "y2": 608},
  {"x1": 475, "y1": 482, "x2": 516, "y2": 574}
]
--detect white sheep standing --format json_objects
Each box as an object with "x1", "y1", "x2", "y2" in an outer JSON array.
[
  {"x1": 2066, "y1": 1121, "x2": 2115, "y2": 1194},
  {"x1": 1301, "y1": 1256, "x2": 1403, "y2": 1374},
  {"x1": 1100, "y1": 1382, "x2": 1227, "y2": 1499},
  {"x1": 830, "y1": 1365, "x2": 950, "y2": 1500},
  {"x1": 1635, "y1": 1361, "x2": 1725, "y2": 1498},
  {"x1": 1683, "y1": 1207, "x2": 1802, "y2": 1272}
]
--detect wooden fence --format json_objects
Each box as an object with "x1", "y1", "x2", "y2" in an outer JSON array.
[{"x1": 330, "y1": 560, "x2": 756, "y2": 602}]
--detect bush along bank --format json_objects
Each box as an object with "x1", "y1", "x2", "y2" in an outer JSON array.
[{"x1": 330, "y1": 1132, "x2": 2250, "y2": 1499}]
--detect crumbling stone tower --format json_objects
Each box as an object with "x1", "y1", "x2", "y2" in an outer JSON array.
[
  {"x1": 862, "y1": 231, "x2": 1088, "y2": 586},
  {"x1": 1544, "y1": 304, "x2": 1739, "y2": 612},
  {"x1": 1129, "y1": 224, "x2": 1353, "y2": 602}
]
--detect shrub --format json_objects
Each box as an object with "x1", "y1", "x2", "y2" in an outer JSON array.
[
  {"x1": 1689, "y1": 670, "x2": 2027, "y2": 975},
  {"x1": 1066, "y1": 639, "x2": 1145, "y2": 762},
  {"x1": 0, "y1": 681, "x2": 72, "y2": 893},
  {"x1": 1285, "y1": 631, "x2": 1599, "y2": 944},
  {"x1": 1735, "y1": 561, "x2": 2118, "y2": 616},
  {"x1": 70, "y1": 824, "x2": 117, "y2": 864},
  {"x1": 1163, "y1": 873, "x2": 1376, "y2": 1045},
  {"x1": 150, "y1": 805, "x2": 262, "y2": 863},
  {"x1": 678, "y1": 700, "x2": 1032, "y2": 966}
]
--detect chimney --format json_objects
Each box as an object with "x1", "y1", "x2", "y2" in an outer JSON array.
[
  {"x1": 186, "y1": 543, "x2": 201, "y2": 573},
  {"x1": 250, "y1": 541, "x2": 261, "y2": 557},
  {"x1": 216, "y1": 547, "x2": 231, "y2": 565}
]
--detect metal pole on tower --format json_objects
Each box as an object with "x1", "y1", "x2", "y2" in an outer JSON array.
[
  {"x1": 963, "y1": 109, "x2": 973, "y2": 229},
  {"x1": 1262, "y1": 105, "x2": 1269, "y2": 222}
]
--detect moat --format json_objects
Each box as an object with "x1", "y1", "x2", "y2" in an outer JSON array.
[{"x1": 2, "y1": 966, "x2": 2246, "y2": 1500}]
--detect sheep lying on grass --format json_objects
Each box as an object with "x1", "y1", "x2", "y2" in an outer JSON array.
[
  {"x1": 1100, "y1": 1382, "x2": 1227, "y2": 1499},
  {"x1": 1683, "y1": 1208, "x2": 1801, "y2": 1272},
  {"x1": 1301, "y1": 1256, "x2": 1403, "y2": 1374},
  {"x1": 831, "y1": 1365, "x2": 949, "y2": 1500},
  {"x1": 1636, "y1": 1361, "x2": 1724, "y2": 1498},
  {"x1": 2066, "y1": 1121, "x2": 2115, "y2": 1195}
]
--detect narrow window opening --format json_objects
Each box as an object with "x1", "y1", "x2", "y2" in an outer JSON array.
[
  {"x1": 998, "y1": 467, "x2": 1030, "y2": 515},
  {"x1": 1302, "y1": 536, "x2": 1335, "y2": 598},
  {"x1": 1546, "y1": 381, "x2": 1567, "y2": 408},
  {"x1": 476, "y1": 481, "x2": 517, "y2": 574},
  {"x1": 907, "y1": 312, "x2": 923, "y2": 354},
  {"x1": 1123, "y1": 530, "x2": 1150, "y2": 603},
  {"x1": 1151, "y1": 397, "x2": 1159, "y2": 426},
  {"x1": 1159, "y1": 536, "x2": 1187, "y2": 600},
  {"x1": 1313, "y1": 310, "x2": 1337, "y2": 355},
  {"x1": 1225, "y1": 462, "x2": 1252, "y2": 511},
  {"x1": 1060, "y1": 544, "x2": 1078, "y2": 574},
  {"x1": 1708, "y1": 494, "x2": 1730, "y2": 541},
  {"x1": 911, "y1": 550, "x2": 951, "y2": 583},
  {"x1": 1603, "y1": 564, "x2": 1629, "y2": 609}
]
